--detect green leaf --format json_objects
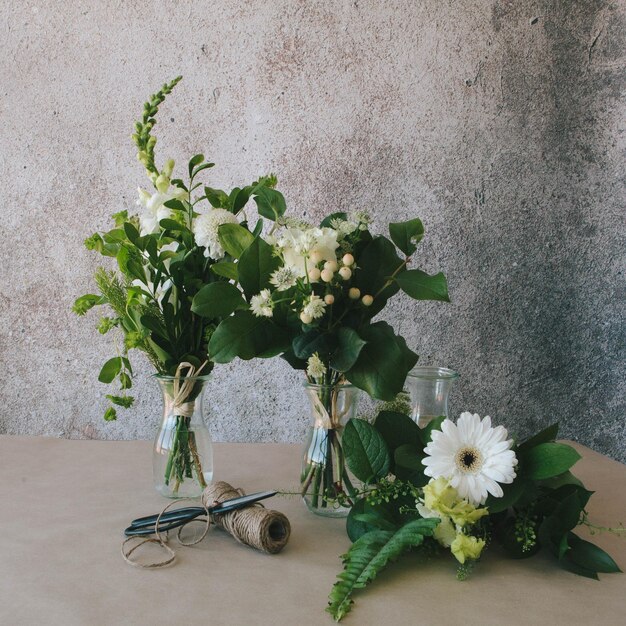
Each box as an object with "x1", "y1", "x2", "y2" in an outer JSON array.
[
  {"x1": 98, "y1": 357, "x2": 122, "y2": 383},
  {"x1": 353, "y1": 513, "x2": 397, "y2": 531},
  {"x1": 345, "y1": 322, "x2": 418, "y2": 401},
  {"x1": 232, "y1": 187, "x2": 251, "y2": 214},
  {"x1": 522, "y1": 443, "x2": 582, "y2": 480},
  {"x1": 204, "y1": 187, "x2": 228, "y2": 208},
  {"x1": 211, "y1": 261, "x2": 238, "y2": 280},
  {"x1": 419, "y1": 416, "x2": 446, "y2": 445},
  {"x1": 395, "y1": 270, "x2": 450, "y2": 302},
  {"x1": 565, "y1": 532, "x2": 621, "y2": 574},
  {"x1": 327, "y1": 518, "x2": 439, "y2": 622},
  {"x1": 105, "y1": 395, "x2": 134, "y2": 409},
  {"x1": 123, "y1": 222, "x2": 141, "y2": 245},
  {"x1": 162, "y1": 198, "x2": 186, "y2": 211},
  {"x1": 375, "y1": 411, "x2": 422, "y2": 453},
  {"x1": 191, "y1": 282, "x2": 247, "y2": 319},
  {"x1": 208, "y1": 310, "x2": 290, "y2": 362},
  {"x1": 72, "y1": 294, "x2": 101, "y2": 316},
  {"x1": 330, "y1": 328, "x2": 367, "y2": 372},
  {"x1": 342, "y1": 418, "x2": 390, "y2": 483},
  {"x1": 253, "y1": 186, "x2": 287, "y2": 220},
  {"x1": 103, "y1": 407, "x2": 118, "y2": 421},
  {"x1": 292, "y1": 330, "x2": 334, "y2": 360},
  {"x1": 389, "y1": 218, "x2": 424, "y2": 256},
  {"x1": 518, "y1": 422, "x2": 560, "y2": 451},
  {"x1": 485, "y1": 477, "x2": 529, "y2": 513},
  {"x1": 188, "y1": 153, "x2": 204, "y2": 178},
  {"x1": 540, "y1": 471, "x2": 584, "y2": 490},
  {"x1": 191, "y1": 162, "x2": 214, "y2": 178},
  {"x1": 159, "y1": 218, "x2": 191, "y2": 234},
  {"x1": 394, "y1": 444, "x2": 424, "y2": 471},
  {"x1": 238, "y1": 237, "x2": 281, "y2": 298},
  {"x1": 218, "y1": 223, "x2": 255, "y2": 259}
]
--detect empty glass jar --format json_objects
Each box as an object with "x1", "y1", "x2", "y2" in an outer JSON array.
[{"x1": 406, "y1": 366, "x2": 459, "y2": 428}]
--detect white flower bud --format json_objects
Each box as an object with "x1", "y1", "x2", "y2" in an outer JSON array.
[
  {"x1": 338, "y1": 266, "x2": 352, "y2": 281},
  {"x1": 324, "y1": 260, "x2": 339, "y2": 272},
  {"x1": 300, "y1": 311, "x2": 313, "y2": 324},
  {"x1": 349, "y1": 287, "x2": 361, "y2": 300},
  {"x1": 321, "y1": 268, "x2": 334, "y2": 283},
  {"x1": 362, "y1": 294, "x2": 374, "y2": 306},
  {"x1": 308, "y1": 267, "x2": 321, "y2": 282},
  {"x1": 342, "y1": 253, "x2": 355, "y2": 266},
  {"x1": 324, "y1": 294, "x2": 335, "y2": 305},
  {"x1": 155, "y1": 174, "x2": 170, "y2": 193}
]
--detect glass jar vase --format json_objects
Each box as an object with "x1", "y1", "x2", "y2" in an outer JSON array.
[
  {"x1": 300, "y1": 382, "x2": 360, "y2": 517},
  {"x1": 153, "y1": 372, "x2": 213, "y2": 498},
  {"x1": 406, "y1": 366, "x2": 459, "y2": 428}
]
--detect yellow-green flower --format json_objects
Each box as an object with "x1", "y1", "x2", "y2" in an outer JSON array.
[
  {"x1": 422, "y1": 477, "x2": 488, "y2": 527},
  {"x1": 451, "y1": 533, "x2": 485, "y2": 564}
]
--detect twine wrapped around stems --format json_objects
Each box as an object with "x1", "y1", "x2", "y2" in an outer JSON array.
[{"x1": 122, "y1": 481, "x2": 291, "y2": 568}]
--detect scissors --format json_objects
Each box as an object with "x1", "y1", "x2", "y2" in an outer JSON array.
[{"x1": 124, "y1": 490, "x2": 277, "y2": 537}]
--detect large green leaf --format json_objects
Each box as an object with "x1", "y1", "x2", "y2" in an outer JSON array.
[
  {"x1": 330, "y1": 328, "x2": 367, "y2": 372},
  {"x1": 342, "y1": 418, "x2": 390, "y2": 484},
  {"x1": 210, "y1": 261, "x2": 238, "y2": 280},
  {"x1": 98, "y1": 357, "x2": 122, "y2": 383},
  {"x1": 253, "y1": 186, "x2": 287, "y2": 220},
  {"x1": 327, "y1": 518, "x2": 439, "y2": 622},
  {"x1": 394, "y1": 444, "x2": 424, "y2": 471},
  {"x1": 521, "y1": 443, "x2": 581, "y2": 480},
  {"x1": 374, "y1": 411, "x2": 422, "y2": 453},
  {"x1": 208, "y1": 310, "x2": 289, "y2": 362},
  {"x1": 395, "y1": 270, "x2": 449, "y2": 302},
  {"x1": 345, "y1": 322, "x2": 418, "y2": 401},
  {"x1": 238, "y1": 237, "x2": 281, "y2": 298},
  {"x1": 353, "y1": 237, "x2": 403, "y2": 317},
  {"x1": 518, "y1": 422, "x2": 560, "y2": 452},
  {"x1": 191, "y1": 282, "x2": 247, "y2": 319},
  {"x1": 218, "y1": 223, "x2": 255, "y2": 259},
  {"x1": 565, "y1": 532, "x2": 621, "y2": 574},
  {"x1": 292, "y1": 330, "x2": 335, "y2": 360},
  {"x1": 388, "y1": 218, "x2": 424, "y2": 256}
]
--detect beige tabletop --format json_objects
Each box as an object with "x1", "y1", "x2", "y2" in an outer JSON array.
[{"x1": 0, "y1": 436, "x2": 624, "y2": 626}]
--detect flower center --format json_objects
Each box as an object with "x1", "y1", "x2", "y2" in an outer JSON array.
[{"x1": 455, "y1": 446, "x2": 483, "y2": 474}]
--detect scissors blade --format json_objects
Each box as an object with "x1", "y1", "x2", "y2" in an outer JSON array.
[{"x1": 210, "y1": 490, "x2": 277, "y2": 514}]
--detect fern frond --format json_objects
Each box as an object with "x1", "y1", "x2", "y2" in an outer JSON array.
[{"x1": 327, "y1": 518, "x2": 439, "y2": 622}]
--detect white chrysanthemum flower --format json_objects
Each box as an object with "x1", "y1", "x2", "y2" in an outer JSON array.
[
  {"x1": 193, "y1": 209, "x2": 238, "y2": 259},
  {"x1": 269, "y1": 266, "x2": 298, "y2": 292},
  {"x1": 250, "y1": 289, "x2": 273, "y2": 318},
  {"x1": 306, "y1": 353, "x2": 327, "y2": 382},
  {"x1": 136, "y1": 186, "x2": 186, "y2": 236},
  {"x1": 302, "y1": 294, "x2": 326, "y2": 320},
  {"x1": 280, "y1": 227, "x2": 339, "y2": 277},
  {"x1": 422, "y1": 413, "x2": 518, "y2": 506}
]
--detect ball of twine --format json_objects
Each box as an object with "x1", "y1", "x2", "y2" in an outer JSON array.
[
  {"x1": 203, "y1": 481, "x2": 291, "y2": 555},
  {"x1": 122, "y1": 481, "x2": 290, "y2": 568}
]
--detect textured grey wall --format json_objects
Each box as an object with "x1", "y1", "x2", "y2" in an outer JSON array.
[{"x1": 0, "y1": 1, "x2": 624, "y2": 461}]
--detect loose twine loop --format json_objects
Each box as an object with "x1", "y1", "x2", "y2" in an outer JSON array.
[{"x1": 121, "y1": 481, "x2": 291, "y2": 569}]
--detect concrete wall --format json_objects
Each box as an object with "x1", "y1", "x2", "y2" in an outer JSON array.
[{"x1": 1, "y1": 1, "x2": 624, "y2": 461}]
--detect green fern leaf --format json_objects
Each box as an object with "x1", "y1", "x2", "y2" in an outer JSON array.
[{"x1": 327, "y1": 518, "x2": 439, "y2": 622}]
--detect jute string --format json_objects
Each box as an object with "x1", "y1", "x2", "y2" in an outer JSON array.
[
  {"x1": 121, "y1": 481, "x2": 291, "y2": 568},
  {"x1": 170, "y1": 361, "x2": 209, "y2": 417}
]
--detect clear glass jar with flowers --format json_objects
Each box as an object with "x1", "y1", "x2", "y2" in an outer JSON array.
[
  {"x1": 73, "y1": 77, "x2": 288, "y2": 497},
  {"x1": 208, "y1": 210, "x2": 449, "y2": 515}
]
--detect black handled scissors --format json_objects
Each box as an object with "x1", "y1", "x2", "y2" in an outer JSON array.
[{"x1": 124, "y1": 490, "x2": 277, "y2": 537}]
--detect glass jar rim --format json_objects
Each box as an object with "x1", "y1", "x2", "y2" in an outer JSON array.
[{"x1": 407, "y1": 366, "x2": 459, "y2": 380}]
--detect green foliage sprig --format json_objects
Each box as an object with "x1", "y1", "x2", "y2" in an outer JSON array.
[{"x1": 327, "y1": 410, "x2": 622, "y2": 621}]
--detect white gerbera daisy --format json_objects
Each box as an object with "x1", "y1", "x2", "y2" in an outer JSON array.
[
  {"x1": 192, "y1": 209, "x2": 238, "y2": 259},
  {"x1": 269, "y1": 266, "x2": 298, "y2": 292},
  {"x1": 302, "y1": 294, "x2": 326, "y2": 320},
  {"x1": 422, "y1": 412, "x2": 518, "y2": 506},
  {"x1": 250, "y1": 289, "x2": 273, "y2": 318}
]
